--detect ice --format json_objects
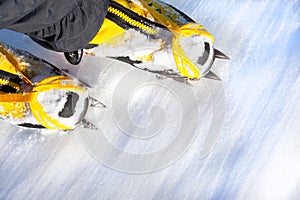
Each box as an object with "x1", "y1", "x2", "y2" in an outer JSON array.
[{"x1": 0, "y1": 0, "x2": 300, "y2": 199}]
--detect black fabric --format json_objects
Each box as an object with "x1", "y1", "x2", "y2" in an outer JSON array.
[
  {"x1": 0, "y1": 85, "x2": 18, "y2": 93},
  {"x1": 0, "y1": 0, "x2": 110, "y2": 52},
  {"x1": 0, "y1": 70, "x2": 23, "y2": 84}
]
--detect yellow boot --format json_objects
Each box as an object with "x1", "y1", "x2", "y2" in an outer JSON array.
[
  {"x1": 0, "y1": 44, "x2": 89, "y2": 130},
  {"x1": 86, "y1": 0, "x2": 225, "y2": 80}
]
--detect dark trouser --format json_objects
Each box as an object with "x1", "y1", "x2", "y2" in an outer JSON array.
[{"x1": 0, "y1": 0, "x2": 110, "y2": 52}]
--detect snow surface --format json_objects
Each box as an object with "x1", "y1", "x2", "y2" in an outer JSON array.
[{"x1": 1, "y1": 0, "x2": 300, "y2": 199}]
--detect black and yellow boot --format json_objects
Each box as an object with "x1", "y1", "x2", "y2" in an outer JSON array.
[
  {"x1": 83, "y1": 0, "x2": 228, "y2": 81},
  {"x1": 0, "y1": 44, "x2": 89, "y2": 130}
]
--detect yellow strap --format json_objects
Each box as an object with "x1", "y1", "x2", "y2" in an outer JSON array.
[
  {"x1": 139, "y1": 3, "x2": 214, "y2": 42},
  {"x1": 172, "y1": 36, "x2": 201, "y2": 78},
  {"x1": 0, "y1": 76, "x2": 85, "y2": 103},
  {"x1": 179, "y1": 23, "x2": 214, "y2": 43},
  {"x1": 35, "y1": 75, "x2": 72, "y2": 85},
  {"x1": 140, "y1": 1, "x2": 201, "y2": 78},
  {"x1": 33, "y1": 76, "x2": 86, "y2": 93},
  {"x1": 0, "y1": 92, "x2": 36, "y2": 102},
  {"x1": 33, "y1": 83, "x2": 86, "y2": 93},
  {"x1": 30, "y1": 97, "x2": 73, "y2": 130}
]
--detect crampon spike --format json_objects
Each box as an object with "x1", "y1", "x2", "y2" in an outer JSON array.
[
  {"x1": 81, "y1": 119, "x2": 98, "y2": 130},
  {"x1": 89, "y1": 96, "x2": 107, "y2": 108},
  {"x1": 214, "y1": 49, "x2": 230, "y2": 60},
  {"x1": 204, "y1": 71, "x2": 222, "y2": 81}
]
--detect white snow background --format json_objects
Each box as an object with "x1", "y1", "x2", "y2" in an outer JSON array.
[{"x1": 0, "y1": 0, "x2": 300, "y2": 199}]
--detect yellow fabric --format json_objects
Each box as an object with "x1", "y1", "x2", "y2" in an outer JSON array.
[
  {"x1": 0, "y1": 54, "x2": 19, "y2": 76},
  {"x1": 0, "y1": 101, "x2": 28, "y2": 119},
  {"x1": 90, "y1": 0, "x2": 157, "y2": 46},
  {"x1": 0, "y1": 45, "x2": 28, "y2": 119},
  {"x1": 0, "y1": 90, "x2": 28, "y2": 119},
  {"x1": 0, "y1": 44, "x2": 33, "y2": 86},
  {"x1": 90, "y1": 18, "x2": 126, "y2": 45}
]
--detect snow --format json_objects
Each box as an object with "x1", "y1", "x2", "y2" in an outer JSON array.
[
  {"x1": 36, "y1": 88, "x2": 88, "y2": 128},
  {"x1": 0, "y1": 0, "x2": 300, "y2": 199}
]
